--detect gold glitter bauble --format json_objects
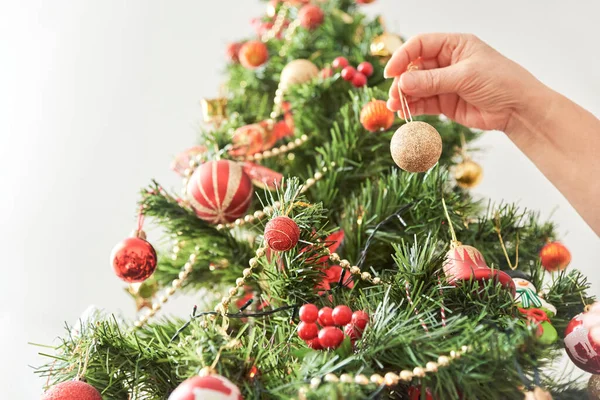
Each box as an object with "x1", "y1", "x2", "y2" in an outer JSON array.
[
  {"x1": 279, "y1": 59, "x2": 319, "y2": 92},
  {"x1": 523, "y1": 387, "x2": 553, "y2": 400},
  {"x1": 390, "y1": 121, "x2": 442, "y2": 173},
  {"x1": 454, "y1": 159, "x2": 483, "y2": 188},
  {"x1": 589, "y1": 375, "x2": 600, "y2": 399},
  {"x1": 370, "y1": 33, "x2": 403, "y2": 60}
]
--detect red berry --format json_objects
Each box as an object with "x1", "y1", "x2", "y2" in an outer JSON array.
[
  {"x1": 318, "y1": 307, "x2": 334, "y2": 326},
  {"x1": 344, "y1": 323, "x2": 360, "y2": 340},
  {"x1": 298, "y1": 322, "x2": 319, "y2": 340},
  {"x1": 306, "y1": 337, "x2": 323, "y2": 350},
  {"x1": 341, "y1": 66, "x2": 356, "y2": 81},
  {"x1": 351, "y1": 310, "x2": 369, "y2": 331},
  {"x1": 299, "y1": 304, "x2": 319, "y2": 323},
  {"x1": 357, "y1": 61, "x2": 374, "y2": 77},
  {"x1": 332, "y1": 305, "x2": 352, "y2": 326},
  {"x1": 320, "y1": 67, "x2": 334, "y2": 79},
  {"x1": 318, "y1": 326, "x2": 345, "y2": 349},
  {"x1": 332, "y1": 56, "x2": 349, "y2": 69},
  {"x1": 352, "y1": 72, "x2": 367, "y2": 87}
]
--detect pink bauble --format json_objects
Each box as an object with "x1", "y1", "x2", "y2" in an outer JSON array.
[
  {"x1": 42, "y1": 380, "x2": 102, "y2": 400},
  {"x1": 187, "y1": 160, "x2": 253, "y2": 224},
  {"x1": 168, "y1": 375, "x2": 243, "y2": 400},
  {"x1": 564, "y1": 313, "x2": 600, "y2": 373}
]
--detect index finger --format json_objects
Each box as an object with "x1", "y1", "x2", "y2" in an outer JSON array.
[{"x1": 384, "y1": 33, "x2": 457, "y2": 78}]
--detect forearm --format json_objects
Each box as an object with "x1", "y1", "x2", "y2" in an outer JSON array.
[{"x1": 506, "y1": 83, "x2": 600, "y2": 236}]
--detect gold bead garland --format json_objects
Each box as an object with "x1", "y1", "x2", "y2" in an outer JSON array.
[
  {"x1": 302, "y1": 345, "x2": 471, "y2": 394},
  {"x1": 278, "y1": 19, "x2": 301, "y2": 57},
  {"x1": 215, "y1": 162, "x2": 332, "y2": 231},
  {"x1": 133, "y1": 250, "x2": 198, "y2": 329},
  {"x1": 262, "y1": 4, "x2": 289, "y2": 42},
  {"x1": 236, "y1": 134, "x2": 309, "y2": 162},
  {"x1": 329, "y1": 252, "x2": 383, "y2": 285}
]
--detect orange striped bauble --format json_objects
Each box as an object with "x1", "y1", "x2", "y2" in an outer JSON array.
[
  {"x1": 540, "y1": 241, "x2": 571, "y2": 272},
  {"x1": 264, "y1": 216, "x2": 300, "y2": 251},
  {"x1": 360, "y1": 100, "x2": 395, "y2": 132},
  {"x1": 239, "y1": 40, "x2": 268, "y2": 69},
  {"x1": 187, "y1": 160, "x2": 253, "y2": 224}
]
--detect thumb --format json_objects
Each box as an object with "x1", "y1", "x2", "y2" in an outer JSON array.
[{"x1": 399, "y1": 66, "x2": 462, "y2": 97}]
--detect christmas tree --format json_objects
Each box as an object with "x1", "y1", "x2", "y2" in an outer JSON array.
[{"x1": 37, "y1": 1, "x2": 598, "y2": 399}]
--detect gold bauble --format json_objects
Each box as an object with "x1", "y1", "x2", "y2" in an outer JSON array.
[
  {"x1": 523, "y1": 387, "x2": 553, "y2": 400},
  {"x1": 370, "y1": 33, "x2": 403, "y2": 60},
  {"x1": 390, "y1": 121, "x2": 442, "y2": 173},
  {"x1": 589, "y1": 375, "x2": 600, "y2": 399},
  {"x1": 200, "y1": 98, "x2": 228, "y2": 125},
  {"x1": 454, "y1": 159, "x2": 483, "y2": 188},
  {"x1": 279, "y1": 59, "x2": 319, "y2": 92}
]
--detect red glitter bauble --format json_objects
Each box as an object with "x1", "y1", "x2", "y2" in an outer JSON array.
[
  {"x1": 264, "y1": 216, "x2": 300, "y2": 251},
  {"x1": 360, "y1": 100, "x2": 395, "y2": 132},
  {"x1": 298, "y1": 4, "x2": 324, "y2": 30},
  {"x1": 318, "y1": 326, "x2": 345, "y2": 349},
  {"x1": 298, "y1": 322, "x2": 319, "y2": 340},
  {"x1": 332, "y1": 305, "x2": 352, "y2": 326},
  {"x1": 299, "y1": 304, "x2": 319, "y2": 323},
  {"x1": 238, "y1": 40, "x2": 268, "y2": 69},
  {"x1": 168, "y1": 374, "x2": 243, "y2": 400},
  {"x1": 540, "y1": 241, "x2": 571, "y2": 272},
  {"x1": 186, "y1": 160, "x2": 253, "y2": 224},
  {"x1": 564, "y1": 313, "x2": 600, "y2": 374},
  {"x1": 111, "y1": 236, "x2": 157, "y2": 283},
  {"x1": 42, "y1": 380, "x2": 102, "y2": 400},
  {"x1": 352, "y1": 71, "x2": 367, "y2": 87}
]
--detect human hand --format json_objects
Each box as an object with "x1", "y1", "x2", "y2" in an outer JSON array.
[{"x1": 384, "y1": 33, "x2": 547, "y2": 132}]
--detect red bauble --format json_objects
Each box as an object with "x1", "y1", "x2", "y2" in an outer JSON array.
[
  {"x1": 230, "y1": 123, "x2": 277, "y2": 157},
  {"x1": 357, "y1": 61, "x2": 374, "y2": 77},
  {"x1": 352, "y1": 72, "x2": 367, "y2": 87},
  {"x1": 540, "y1": 241, "x2": 571, "y2": 272},
  {"x1": 168, "y1": 374, "x2": 243, "y2": 400},
  {"x1": 360, "y1": 100, "x2": 395, "y2": 132},
  {"x1": 111, "y1": 235, "x2": 157, "y2": 283},
  {"x1": 298, "y1": 4, "x2": 324, "y2": 30},
  {"x1": 42, "y1": 380, "x2": 102, "y2": 400},
  {"x1": 443, "y1": 244, "x2": 515, "y2": 296},
  {"x1": 187, "y1": 160, "x2": 253, "y2": 224},
  {"x1": 332, "y1": 305, "x2": 353, "y2": 326},
  {"x1": 332, "y1": 57, "x2": 349, "y2": 69},
  {"x1": 226, "y1": 42, "x2": 243, "y2": 63},
  {"x1": 306, "y1": 337, "x2": 323, "y2": 350},
  {"x1": 238, "y1": 40, "x2": 268, "y2": 69},
  {"x1": 564, "y1": 313, "x2": 600, "y2": 373},
  {"x1": 318, "y1": 307, "x2": 335, "y2": 326},
  {"x1": 242, "y1": 162, "x2": 283, "y2": 190},
  {"x1": 264, "y1": 216, "x2": 300, "y2": 251},
  {"x1": 299, "y1": 304, "x2": 319, "y2": 323},
  {"x1": 351, "y1": 310, "x2": 369, "y2": 331},
  {"x1": 318, "y1": 326, "x2": 345, "y2": 349},
  {"x1": 341, "y1": 66, "x2": 356, "y2": 81},
  {"x1": 298, "y1": 322, "x2": 319, "y2": 340}
]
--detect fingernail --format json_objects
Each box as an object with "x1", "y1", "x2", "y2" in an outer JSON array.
[
  {"x1": 383, "y1": 69, "x2": 390, "y2": 79},
  {"x1": 401, "y1": 73, "x2": 417, "y2": 91},
  {"x1": 386, "y1": 99, "x2": 395, "y2": 111}
]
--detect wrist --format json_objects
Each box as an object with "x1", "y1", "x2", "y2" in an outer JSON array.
[{"x1": 505, "y1": 79, "x2": 557, "y2": 139}]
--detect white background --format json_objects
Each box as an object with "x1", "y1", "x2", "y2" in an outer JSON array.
[{"x1": 1, "y1": 1, "x2": 599, "y2": 398}]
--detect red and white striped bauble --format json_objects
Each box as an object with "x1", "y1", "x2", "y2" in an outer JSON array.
[
  {"x1": 168, "y1": 374, "x2": 243, "y2": 400},
  {"x1": 186, "y1": 160, "x2": 253, "y2": 224}
]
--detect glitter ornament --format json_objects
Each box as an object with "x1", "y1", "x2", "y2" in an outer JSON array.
[
  {"x1": 454, "y1": 159, "x2": 483, "y2": 189},
  {"x1": 238, "y1": 40, "x2": 268, "y2": 69},
  {"x1": 42, "y1": 380, "x2": 102, "y2": 400},
  {"x1": 111, "y1": 232, "x2": 157, "y2": 283},
  {"x1": 370, "y1": 32, "x2": 403, "y2": 60},
  {"x1": 168, "y1": 374, "x2": 243, "y2": 400},
  {"x1": 540, "y1": 241, "x2": 571, "y2": 272},
  {"x1": 564, "y1": 312, "x2": 600, "y2": 373},
  {"x1": 390, "y1": 121, "x2": 443, "y2": 173},
  {"x1": 588, "y1": 374, "x2": 600, "y2": 399},
  {"x1": 318, "y1": 326, "x2": 345, "y2": 349},
  {"x1": 264, "y1": 216, "x2": 300, "y2": 251},
  {"x1": 360, "y1": 100, "x2": 394, "y2": 132},
  {"x1": 279, "y1": 59, "x2": 319, "y2": 92},
  {"x1": 187, "y1": 160, "x2": 253, "y2": 224},
  {"x1": 298, "y1": 4, "x2": 324, "y2": 30},
  {"x1": 298, "y1": 322, "x2": 319, "y2": 340}
]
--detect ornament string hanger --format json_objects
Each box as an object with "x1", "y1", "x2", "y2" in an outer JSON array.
[
  {"x1": 494, "y1": 212, "x2": 519, "y2": 270},
  {"x1": 398, "y1": 62, "x2": 418, "y2": 122},
  {"x1": 441, "y1": 196, "x2": 461, "y2": 248}
]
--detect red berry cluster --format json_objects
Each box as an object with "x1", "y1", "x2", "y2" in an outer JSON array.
[
  {"x1": 331, "y1": 57, "x2": 373, "y2": 88},
  {"x1": 297, "y1": 304, "x2": 369, "y2": 350}
]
